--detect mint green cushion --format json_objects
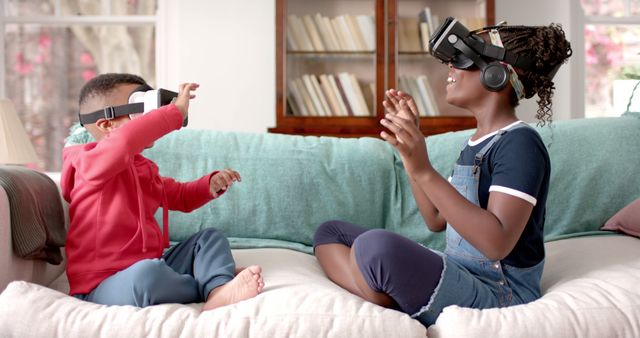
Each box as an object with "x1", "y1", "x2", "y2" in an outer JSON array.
[{"x1": 146, "y1": 131, "x2": 433, "y2": 253}]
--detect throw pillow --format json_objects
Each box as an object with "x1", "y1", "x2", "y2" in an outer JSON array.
[{"x1": 601, "y1": 198, "x2": 640, "y2": 237}]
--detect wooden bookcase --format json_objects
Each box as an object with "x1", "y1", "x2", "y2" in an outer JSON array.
[{"x1": 270, "y1": 0, "x2": 495, "y2": 138}]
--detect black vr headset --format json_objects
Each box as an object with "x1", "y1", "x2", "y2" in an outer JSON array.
[
  {"x1": 79, "y1": 84, "x2": 185, "y2": 127},
  {"x1": 428, "y1": 17, "x2": 561, "y2": 93}
]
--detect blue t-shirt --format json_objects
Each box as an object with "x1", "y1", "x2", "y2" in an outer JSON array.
[{"x1": 455, "y1": 122, "x2": 550, "y2": 268}]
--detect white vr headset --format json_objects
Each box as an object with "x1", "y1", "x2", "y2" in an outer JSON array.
[{"x1": 79, "y1": 84, "x2": 184, "y2": 127}]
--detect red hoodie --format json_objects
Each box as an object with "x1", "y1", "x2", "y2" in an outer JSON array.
[{"x1": 61, "y1": 104, "x2": 217, "y2": 295}]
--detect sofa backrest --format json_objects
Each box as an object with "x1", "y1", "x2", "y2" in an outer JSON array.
[
  {"x1": 65, "y1": 113, "x2": 640, "y2": 253},
  {"x1": 145, "y1": 131, "x2": 423, "y2": 252}
]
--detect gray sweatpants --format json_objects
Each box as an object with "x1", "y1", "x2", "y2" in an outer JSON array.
[{"x1": 75, "y1": 228, "x2": 235, "y2": 307}]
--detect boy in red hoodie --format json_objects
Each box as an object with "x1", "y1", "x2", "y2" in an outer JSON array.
[{"x1": 62, "y1": 73, "x2": 263, "y2": 310}]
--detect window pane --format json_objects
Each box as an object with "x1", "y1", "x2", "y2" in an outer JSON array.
[
  {"x1": 58, "y1": 0, "x2": 157, "y2": 16},
  {"x1": 584, "y1": 24, "x2": 640, "y2": 118},
  {"x1": 4, "y1": 24, "x2": 155, "y2": 171},
  {"x1": 6, "y1": 0, "x2": 54, "y2": 16},
  {"x1": 580, "y1": 0, "x2": 633, "y2": 17},
  {"x1": 123, "y1": 0, "x2": 157, "y2": 15},
  {"x1": 632, "y1": 0, "x2": 640, "y2": 14}
]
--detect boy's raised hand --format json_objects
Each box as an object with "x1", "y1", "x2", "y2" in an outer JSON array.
[
  {"x1": 174, "y1": 82, "x2": 200, "y2": 122},
  {"x1": 210, "y1": 169, "x2": 242, "y2": 198}
]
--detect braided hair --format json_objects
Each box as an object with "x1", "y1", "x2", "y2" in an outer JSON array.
[{"x1": 498, "y1": 24, "x2": 572, "y2": 125}]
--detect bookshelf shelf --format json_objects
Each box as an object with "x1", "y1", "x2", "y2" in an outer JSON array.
[{"x1": 270, "y1": 0, "x2": 495, "y2": 137}]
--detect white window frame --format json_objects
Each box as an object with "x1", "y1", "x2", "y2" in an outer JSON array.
[
  {"x1": 574, "y1": 0, "x2": 640, "y2": 117},
  {"x1": 0, "y1": 0, "x2": 168, "y2": 98}
]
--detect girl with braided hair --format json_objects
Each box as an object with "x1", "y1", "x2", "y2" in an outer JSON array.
[{"x1": 312, "y1": 21, "x2": 572, "y2": 327}]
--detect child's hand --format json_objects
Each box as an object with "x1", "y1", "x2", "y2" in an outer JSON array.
[
  {"x1": 210, "y1": 169, "x2": 242, "y2": 198},
  {"x1": 174, "y1": 83, "x2": 200, "y2": 122},
  {"x1": 383, "y1": 89, "x2": 420, "y2": 128}
]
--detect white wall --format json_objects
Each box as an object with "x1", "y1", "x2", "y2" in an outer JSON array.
[
  {"x1": 161, "y1": 0, "x2": 577, "y2": 133},
  {"x1": 160, "y1": 0, "x2": 275, "y2": 133},
  {"x1": 496, "y1": 0, "x2": 582, "y2": 121}
]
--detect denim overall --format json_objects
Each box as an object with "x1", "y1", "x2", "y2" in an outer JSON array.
[{"x1": 413, "y1": 122, "x2": 545, "y2": 326}]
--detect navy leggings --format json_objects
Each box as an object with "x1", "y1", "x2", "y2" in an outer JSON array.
[{"x1": 314, "y1": 220, "x2": 443, "y2": 315}]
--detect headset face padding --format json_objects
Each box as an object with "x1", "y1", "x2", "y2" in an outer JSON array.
[{"x1": 481, "y1": 62, "x2": 509, "y2": 91}]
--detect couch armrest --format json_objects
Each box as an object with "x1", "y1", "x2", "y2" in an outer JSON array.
[{"x1": 0, "y1": 172, "x2": 67, "y2": 293}]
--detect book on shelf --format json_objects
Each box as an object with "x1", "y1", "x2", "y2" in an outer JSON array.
[
  {"x1": 288, "y1": 73, "x2": 372, "y2": 116},
  {"x1": 334, "y1": 16, "x2": 358, "y2": 51},
  {"x1": 459, "y1": 17, "x2": 486, "y2": 30},
  {"x1": 418, "y1": 7, "x2": 444, "y2": 52},
  {"x1": 302, "y1": 74, "x2": 326, "y2": 116},
  {"x1": 313, "y1": 13, "x2": 338, "y2": 51},
  {"x1": 295, "y1": 77, "x2": 318, "y2": 116},
  {"x1": 398, "y1": 17, "x2": 422, "y2": 52},
  {"x1": 287, "y1": 15, "x2": 313, "y2": 51},
  {"x1": 335, "y1": 72, "x2": 369, "y2": 117},
  {"x1": 405, "y1": 75, "x2": 428, "y2": 116},
  {"x1": 288, "y1": 79, "x2": 308, "y2": 116},
  {"x1": 419, "y1": 22, "x2": 430, "y2": 52},
  {"x1": 328, "y1": 74, "x2": 352, "y2": 116},
  {"x1": 416, "y1": 75, "x2": 439, "y2": 116},
  {"x1": 362, "y1": 82, "x2": 376, "y2": 114},
  {"x1": 418, "y1": 7, "x2": 436, "y2": 41},
  {"x1": 356, "y1": 15, "x2": 376, "y2": 51},
  {"x1": 302, "y1": 15, "x2": 326, "y2": 52},
  {"x1": 345, "y1": 14, "x2": 368, "y2": 51},
  {"x1": 286, "y1": 24, "x2": 299, "y2": 51},
  {"x1": 398, "y1": 75, "x2": 439, "y2": 117},
  {"x1": 287, "y1": 13, "x2": 376, "y2": 52},
  {"x1": 311, "y1": 74, "x2": 332, "y2": 116},
  {"x1": 319, "y1": 74, "x2": 344, "y2": 116},
  {"x1": 286, "y1": 92, "x2": 298, "y2": 116},
  {"x1": 349, "y1": 73, "x2": 372, "y2": 116},
  {"x1": 320, "y1": 15, "x2": 342, "y2": 51}
]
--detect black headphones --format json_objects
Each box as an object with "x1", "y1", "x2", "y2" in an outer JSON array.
[{"x1": 449, "y1": 35, "x2": 509, "y2": 92}]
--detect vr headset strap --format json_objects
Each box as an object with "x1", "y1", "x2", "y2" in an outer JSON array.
[
  {"x1": 452, "y1": 38, "x2": 488, "y2": 69},
  {"x1": 468, "y1": 37, "x2": 536, "y2": 72},
  {"x1": 78, "y1": 102, "x2": 144, "y2": 126}
]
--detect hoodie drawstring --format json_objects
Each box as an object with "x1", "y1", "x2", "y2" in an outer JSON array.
[
  {"x1": 161, "y1": 183, "x2": 170, "y2": 247},
  {"x1": 131, "y1": 163, "x2": 147, "y2": 253}
]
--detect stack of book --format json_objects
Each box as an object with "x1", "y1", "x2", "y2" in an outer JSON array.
[
  {"x1": 399, "y1": 7, "x2": 485, "y2": 53},
  {"x1": 287, "y1": 14, "x2": 376, "y2": 52},
  {"x1": 287, "y1": 73, "x2": 374, "y2": 117},
  {"x1": 397, "y1": 75, "x2": 439, "y2": 117}
]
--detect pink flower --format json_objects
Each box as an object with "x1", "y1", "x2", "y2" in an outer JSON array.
[
  {"x1": 34, "y1": 53, "x2": 45, "y2": 64},
  {"x1": 14, "y1": 52, "x2": 34, "y2": 75},
  {"x1": 38, "y1": 34, "x2": 52, "y2": 49},
  {"x1": 82, "y1": 70, "x2": 97, "y2": 81},
  {"x1": 80, "y1": 52, "x2": 94, "y2": 66}
]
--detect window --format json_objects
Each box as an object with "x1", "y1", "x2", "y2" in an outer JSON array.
[
  {"x1": 581, "y1": 0, "x2": 640, "y2": 118},
  {"x1": 0, "y1": 0, "x2": 158, "y2": 171}
]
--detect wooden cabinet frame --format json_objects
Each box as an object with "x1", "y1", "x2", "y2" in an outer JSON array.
[{"x1": 270, "y1": 0, "x2": 495, "y2": 137}]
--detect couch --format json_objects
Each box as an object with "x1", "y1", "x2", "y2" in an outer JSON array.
[{"x1": 1, "y1": 114, "x2": 640, "y2": 337}]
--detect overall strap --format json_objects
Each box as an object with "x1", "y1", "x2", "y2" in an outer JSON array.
[{"x1": 473, "y1": 121, "x2": 531, "y2": 173}]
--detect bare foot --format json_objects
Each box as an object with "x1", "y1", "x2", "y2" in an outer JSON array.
[{"x1": 202, "y1": 265, "x2": 264, "y2": 311}]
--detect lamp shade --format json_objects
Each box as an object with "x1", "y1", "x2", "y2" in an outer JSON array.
[{"x1": 0, "y1": 99, "x2": 38, "y2": 164}]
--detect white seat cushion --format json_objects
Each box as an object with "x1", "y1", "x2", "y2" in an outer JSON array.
[
  {"x1": 0, "y1": 248, "x2": 426, "y2": 338},
  {"x1": 427, "y1": 235, "x2": 640, "y2": 338}
]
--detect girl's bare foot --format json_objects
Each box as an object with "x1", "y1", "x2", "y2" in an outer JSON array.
[{"x1": 202, "y1": 265, "x2": 264, "y2": 311}]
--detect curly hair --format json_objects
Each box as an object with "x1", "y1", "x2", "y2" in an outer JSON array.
[
  {"x1": 78, "y1": 73, "x2": 148, "y2": 107},
  {"x1": 498, "y1": 24, "x2": 572, "y2": 125}
]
